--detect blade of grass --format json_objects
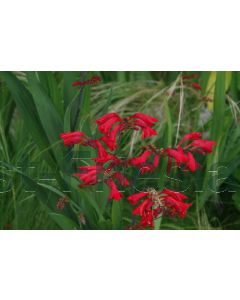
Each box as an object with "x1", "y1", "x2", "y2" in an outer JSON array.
[
  {"x1": 200, "y1": 71, "x2": 226, "y2": 207},
  {"x1": 0, "y1": 71, "x2": 57, "y2": 169}
]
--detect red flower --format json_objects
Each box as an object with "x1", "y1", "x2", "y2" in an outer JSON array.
[
  {"x1": 72, "y1": 81, "x2": 84, "y2": 87},
  {"x1": 73, "y1": 165, "x2": 103, "y2": 186},
  {"x1": 165, "y1": 147, "x2": 188, "y2": 167},
  {"x1": 60, "y1": 132, "x2": 86, "y2": 146},
  {"x1": 131, "y1": 113, "x2": 158, "y2": 126},
  {"x1": 128, "y1": 145, "x2": 161, "y2": 174},
  {"x1": 96, "y1": 112, "x2": 121, "y2": 125},
  {"x1": 129, "y1": 193, "x2": 156, "y2": 228},
  {"x1": 129, "y1": 150, "x2": 152, "y2": 166},
  {"x1": 96, "y1": 112, "x2": 158, "y2": 150},
  {"x1": 100, "y1": 124, "x2": 122, "y2": 151},
  {"x1": 165, "y1": 146, "x2": 198, "y2": 172},
  {"x1": 92, "y1": 75, "x2": 101, "y2": 81},
  {"x1": 192, "y1": 82, "x2": 202, "y2": 91},
  {"x1": 127, "y1": 189, "x2": 191, "y2": 228},
  {"x1": 160, "y1": 189, "x2": 191, "y2": 218},
  {"x1": 113, "y1": 172, "x2": 129, "y2": 187},
  {"x1": 92, "y1": 140, "x2": 115, "y2": 163},
  {"x1": 131, "y1": 119, "x2": 157, "y2": 139},
  {"x1": 60, "y1": 132, "x2": 115, "y2": 164},
  {"x1": 106, "y1": 178, "x2": 123, "y2": 200},
  {"x1": 72, "y1": 76, "x2": 101, "y2": 87},
  {"x1": 185, "y1": 151, "x2": 201, "y2": 172},
  {"x1": 188, "y1": 140, "x2": 216, "y2": 154},
  {"x1": 97, "y1": 114, "x2": 122, "y2": 134},
  {"x1": 182, "y1": 74, "x2": 202, "y2": 92},
  {"x1": 161, "y1": 188, "x2": 188, "y2": 201},
  {"x1": 128, "y1": 191, "x2": 149, "y2": 205},
  {"x1": 178, "y1": 132, "x2": 202, "y2": 145},
  {"x1": 140, "y1": 209, "x2": 161, "y2": 228},
  {"x1": 132, "y1": 198, "x2": 153, "y2": 216},
  {"x1": 128, "y1": 188, "x2": 191, "y2": 227},
  {"x1": 74, "y1": 165, "x2": 129, "y2": 201},
  {"x1": 165, "y1": 133, "x2": 216, "y2": 172}
]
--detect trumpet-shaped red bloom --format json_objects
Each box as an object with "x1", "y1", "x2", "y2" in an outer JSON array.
[
  {"x1": 73, "y1": 165, "x2": 129, "y2": 201},
  {"x1": 165, "y1": 146, "x2": 200, "y2": 172},
  {"x1": 192, "y1": 82, "x2": 202, "y2": 91},
  {"x1": 181, "y1": 74, "x2": 202, "y2": 91},
  {"x1": 178, "y1": 132, "x2": 202, "y2": 145},
  {"x1": 96, "y1": 112, "x2": 158, "y2": 150},
  {"x1": 128, "y1": 191, "x2": 149, "y2": 205},
  {"x1": 73, "y1": 165, "x2": 104, "y2": 186},
  {"x1": 60, "y1": 132, "x2": 87, "y2": 146},
  {"x1": 60, "y1": 132, "x2": 114, "y2": 164},
  {"x1": 164, "y1": 132, "x2": 216, "y2": 172},
  {"x1": 72, "y1": 76, "x2": 101, "y2": 87},
  {"x1": 128, "y1": 146, "x2": 161, "y2": 174},
  {"x1": 127, "y1": 188, "x2": 191, "y2": 228},
  {"x1": 188, "y1": 140, "x2": 216, "y2": 154},
  {"x1": 185, "y1": 151, "x2": 201, "y2": 172},
  {"x1": 100, "y1": 125, "x2": 122, "y2": 151},
  {"x1": 165, "y1": 147, "x2": 188, "y2": 167},
  {"x1": 106, "y1": 178, "x2": 123, "y2": 200},
  {"x1": 161, "y1": 189, "x2": 191, "y2": 218}
]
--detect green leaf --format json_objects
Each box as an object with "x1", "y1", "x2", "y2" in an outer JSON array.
[
  {"x1": 0, "y1": 71, "x2": 57, "y2": 168},
  {"x1": 111, "y1": 200, "x2": 122, "y2": 229},
  {"x1": 26, "y1": 72, "x2": 64, "y2": 169},
  {"x1": 49, "y1": 213, "x2": 78, "y2": 230},
  {"x1": 200, "y1": 72, "x2": 226, "y2": 207},
  {"x1": 211, "y1": 72, "x2": 226, "y2": 142},
  {"x1": 26, "y1": 72, "x2": 63, "y2": 145},
  {"x1": 63, "y1": 71, "x2": 79, "y2": 109},
  {"x1": 37, "y1": 71, "x2": 64, "y2": 117},
  {"x1": 233, "y1": 189, "x2": 240, "y2": 211}
]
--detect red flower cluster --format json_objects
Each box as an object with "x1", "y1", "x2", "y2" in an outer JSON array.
[
  {"x1": 182, "y1": 73, "x2": 202, "y2": 91},
  {"x1": 165, "y1": 132, "x2": 216, "y2": 172},
  {"x1": 60, "y1": 112, "x2": 216, "y2": 229},
  {"x1": 96, "y1": 112, "x2": 158, "y2": 150},
  {"x1": 60, "y1": 132, "x2": 113, "y2": 163},
  {"x1": 60, "y1": 112, "x2": 157, "y2": 201},
  {"x1": 128, "y1": 189, "x2": 191, "y2": 228},
  {"x1": 72, "y1": 76, "x2": 101, "y2": 87},
  {"x1": 73, "y1": 165, "x2": 129, "y2": 200}
]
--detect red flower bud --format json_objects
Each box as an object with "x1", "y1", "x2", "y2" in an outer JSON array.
[{"x1": 192, "y1": 82, "x2": 202, "y2": 91}]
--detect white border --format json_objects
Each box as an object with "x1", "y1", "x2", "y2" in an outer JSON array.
[
  {"x1": 0, "y1": 231, "x2": 239, "y2": 300},
  {"x1": 1, "y1": 0, "x2": 240, "y2": 70}
]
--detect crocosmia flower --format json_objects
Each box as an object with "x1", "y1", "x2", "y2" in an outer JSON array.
[
  {"x1": 60, "y1": 110, "x2": 216, "y2": 229},
  {"x1": 164, "y1": 132, "x2": 216, "y2": 172},
  {"x1": 73, "y1": 165, "x2": 129, "y2": 201},
  {"x1": 128, "y1": 145, "x2": 160, "y2": 174},
  {"x1": 60, "y1": 132, "x2": 114, "y2": 164},
  {"x1": 178, "y1": 132, "x2": 202, "y2": 145},
  {"x1": 128, "y1": 188, "x2": 191, "y2": 228},
  {"x1": 96, "y1": 112, "x2": 158, "y2": 150},
  {"x1": 60, "y1": 132, "x2": 87, "y2": 146},
  {"x1": 192, "y1": 82, "x2": 202, "y2": 91},
  {"x1": 187, "y1": 140, "x2": 216, "y2": 154}
]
